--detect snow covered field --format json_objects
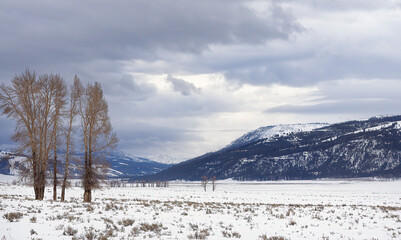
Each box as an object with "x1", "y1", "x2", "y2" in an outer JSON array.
[{"x1": 1, "y1": 177, "x2": 401, "y2": 239}]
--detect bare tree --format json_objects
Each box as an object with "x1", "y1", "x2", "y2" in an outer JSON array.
[
  {"x1": 37, "y1": 73, "x2": 66, "y2": 200},
  {"x1": 80, "y1": 82, "x2": 118, "y2": 202},
  {"x1": 50, "y1": 74, "x2": 67, "y2": 201},
  {"x1": 0, "y1": 70, "x2": 66, "y2": 200},
  {"x1": 0, "y1": 70, "x2": 117, "y2": 202},
  {"x1": 201, "y1": 176, "x2": 208, "y2": 192},
  {"x1": 4, "y1": 70, "x2": 42, "y2": 199},
  {"x1": 211, "y1": 176, "x2": 216, "y2": 192},
  {"x1": 61, "y1": 75, "x2": 83, "y2": 202}
]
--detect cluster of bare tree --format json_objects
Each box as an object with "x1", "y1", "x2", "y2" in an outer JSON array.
[
  {"x1": 133, "y1": 180, "x2": 169, "y2": 188},
  {"x1": 201, "y1": 176, "x2": 216, "y2": 192},
  {"x1": 0, "y1": 69, "x2": 118, "y2": 202},
  {"x1": 109, "y1": 180, "x2": 169, "y2": 188},
  {"x1": 109, "y1": 180, "x2": 129, "y2": 188}
]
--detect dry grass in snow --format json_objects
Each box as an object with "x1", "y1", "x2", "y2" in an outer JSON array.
[{"x1": 1, "y1": 178, "x2": 401, "y2": 239}]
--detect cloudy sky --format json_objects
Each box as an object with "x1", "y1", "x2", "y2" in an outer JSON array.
[{"x1": 1, "y1": 0, "x2": 401, "y2": 160}]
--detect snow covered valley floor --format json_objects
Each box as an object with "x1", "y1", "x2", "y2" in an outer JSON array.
[{"x1": 1, "y1": 178, "x2": 401, "y2": 239}]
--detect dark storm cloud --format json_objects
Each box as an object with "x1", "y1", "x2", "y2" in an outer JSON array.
[
  {"x1": 0, "y1": 0, "x2": 300, "y2": 78},
  {"x1": 166, "y1": 75, "x2": 201, "y2": 96}
]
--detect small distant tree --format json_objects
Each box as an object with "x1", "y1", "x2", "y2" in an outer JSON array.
[
  {"x1": 201, "y1": 176, "x2": 208, "y2": 192},
  {"x1": 211, "y1": 176, "x2": 216, "y2": 192}
]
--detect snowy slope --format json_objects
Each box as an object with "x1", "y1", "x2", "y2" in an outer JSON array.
[
  {"x1": 225, "y1": 123, "x2": 329, "y2": 149},
  {"x1": 0, "y1": 151, "x2": 28, "y2": 176}
]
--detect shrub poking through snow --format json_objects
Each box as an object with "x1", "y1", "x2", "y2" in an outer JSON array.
[
  {"x1": 30, "y1": 216, "x2": 37, "y2": 223},
  {"x1": 119, "y1": 218, "x2": 135, "y2": 227},
  {"x1": 188, "y1": 230, "x2": 209, "y2": 239},
  {"x1": 63, "y1": 226, "x2": 78, "y2": 236},
  {"x1": 84, "y1": 227, "x2": 97, "y2": 240},
  {"x1": 140, "y1": 222, "x2": 163, "y2": 233},
  {"x1": 259, "y1": 235, "x2": 287, "y2": 240},
  {"x1": 3, "y1": 212, "x2": 23, "y2": 222}
]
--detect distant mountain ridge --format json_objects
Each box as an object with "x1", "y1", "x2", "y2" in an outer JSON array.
[
  {"x1": 151, "y1": 154, "x2": 188, "y2": 164},
  {"x1": 106, "y1": 150, "x2": 172, "y2": 177},
  {"x1": 0, "y1": 150, "x2": 172, "y2": 178},
  {"x1": 225, "y1": 123, "x2": 329, "y2": 150},
  {"x1": 147, "y1": 115, "x2": 401, "y2": 181}
]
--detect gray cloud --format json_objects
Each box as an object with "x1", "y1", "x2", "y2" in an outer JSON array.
[
  {"x1": 108, "y1": 88, "x2": 233, "y2": 122},
  {"x1": 199, "y1": 1, "x2": 401, "y2": 86},
  {"x1": 0, "y1": 0, "x2": 300, "y2": 79},
  {"x1": 266, "y1": 99, "x2": 397, "y2": 116},
  {"x1": 166, "y1": 75, "x2": 201, "y2": 96},
  {"x1": 0, "y1": 118, "x2": 15, "y2": 147},
  {"x1": 266, "y1": 79, "x2": 401, "y2": 117},
  {"x1": 103, "y1": 75, "x2": 157, "y2": 101},
  {"x1": 300, "y1": 0, "x2": 397, "y2": 12},
  {"x1": 223, "y1": 55, "x2": 401, "y2": 86},
  {"x1": 115, "y1": 123, "x2": 204, "y2": 157}
]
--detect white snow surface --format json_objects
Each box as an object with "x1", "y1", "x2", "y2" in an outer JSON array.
[
  {"x1": 0, "y1": 174, "x2": 17, "y2": 183},
  {"x1": 226, "y1": 123, "x2": 329, "y2": 149},
  {"x1": 1, "y1": 177, "x2": 401, "y2": 239}
]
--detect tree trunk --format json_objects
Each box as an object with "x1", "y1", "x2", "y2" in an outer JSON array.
[
  {"x1": 84, "y1": 146, "x2": 91, "y2": 203},
  {"x1": 61, "y1": 124, "x2": 71, "y2": 202},
  {"x1": 83, "y1": 189, "x2": 91, "y2": 202},
  {"x1": 60, "y1": 140, "x2": 68, "y2": 201},
  {"x1": 83, "y1": 131, "x2": 93, "y2": 202},
  {"x1": 83, "y1": 143, "x2": 91, "y2": 202},
  {"x1": 32, "y1": 151, "x2": 39, "y2": 199},
  {"x1": 53, "y1": 148, "x2": 57, "y2": 200},
  {"x1": 34, "y1": 186, "x2": 39, "y2": 200},
  {"x1": 34, "y1": 170, "x2": 45, "y2": 200},
  {"x1": 61, "y1": 132, "x2": 71, "y2": 202},
  {"x1": 61, "y1": 182, "x2": 66, "y2": 201},
  {"x1": 61, "y1": 156, "x2": 68, "y2": 201},
  {"x1": 37, "y1": 186, "x2": 45, "y2": 200}
]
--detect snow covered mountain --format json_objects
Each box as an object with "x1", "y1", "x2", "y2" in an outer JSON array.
[
  {"x1": 106, "y1": 151, "x2": 173, "y2": 177},
  {"x1": 225, "y1": 123, "x2": 329, "y2": 149},
  {"x1": 151, "y1": 154, "x2": 188, "y2": 164},
  {"x1": 0, "y1": 150, "x2": 172, "y2": 178},
  {"x1": 0, "y1": 151, "x2": 28, "y2": 176},
  {"x1": 148, "y1": 115, "x2": 401, "y2": 181}
]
